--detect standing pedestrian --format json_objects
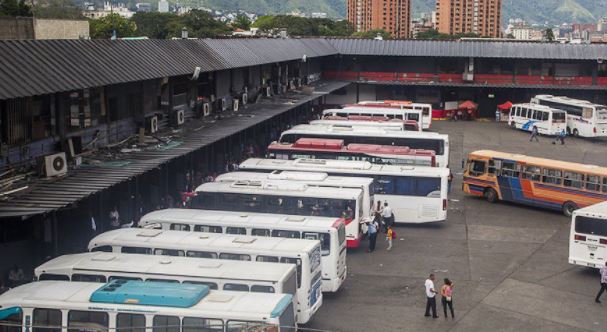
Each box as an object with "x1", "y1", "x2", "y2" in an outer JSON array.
[
  {"x1": 381, "y1": 202, "x2": 394, "y2": 232},
  {"x1": 448, "y1": 171, "x2": 453, "y2": 194},
  {"x1": 109, "y1": 206, "x2": 120, "y2": 229},
  {"x1": 529, "y1": 125, "x2": 540, "y2": 142},
  {"x1": 595, "y1": 262, "x2": 607, "y2": 303},
  {"x1": 441, "y1": 278, "x2": 455, "y2": 318},
  {"x1": 386, "y1": 225, "x2": 395, "y2": 251},
  {"x1": 367, "y1": 216, "x2": 379, "y2": 253},
  {"x1": 424, "y1": 274, "x2": 439, "y2": 318}
]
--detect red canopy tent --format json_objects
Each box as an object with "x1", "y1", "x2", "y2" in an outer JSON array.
[
  {"x1": 497, "y1": 101, "x2": 513, "y2": 110},
  {"x1": 458, "y1": 100, "x2": 478, "y2": 109}
]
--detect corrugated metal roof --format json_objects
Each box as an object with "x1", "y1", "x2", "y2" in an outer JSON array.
[
  {"x1": 0, "y1": 38, "x2": 338, "y2": 100},
  {"x1": 327, "y1": 39, "x2": 607, "y2": 60}
]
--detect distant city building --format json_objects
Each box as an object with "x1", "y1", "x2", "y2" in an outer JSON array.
[
  {"x1": 136, "y1": 3, "x2": 152, "y2": 12},
  {"x1": 411, "y1": 13, "x2": 434, "y2": 38},
  {"x1": 435, "y1": 0, "x2": 502, "y2": 38},
  {"x1": 158, "y1": 0, "x2": 169, "y2": 13},
  {"x1": 82, "y1": 2, "x2": 134, "y2": 19},
  {"x1": 0, "y1": 18, "x2": 90, "y2": 40},
  {"x1": 346, "y1": 0, "x2": 411, "y2": 39}
]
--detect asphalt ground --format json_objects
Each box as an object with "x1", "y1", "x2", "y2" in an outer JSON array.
[{"x1": 306, "y1": 120, "x2": 607, "y2": 332}]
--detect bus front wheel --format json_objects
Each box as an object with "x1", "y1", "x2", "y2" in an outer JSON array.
[
  {"x1": 562, "y1": 201, "x2": 578, "y2": 217},
  {"x1": 573, "y1": 129, "x2": 579, "y2": 137},
  {"x1": 484, "y1": 188, "x2": 498, "y2": 203}
]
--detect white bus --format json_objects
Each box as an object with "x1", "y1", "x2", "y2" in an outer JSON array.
[
  {"x1": 569, "y1": 201, "x2": 607, "y2": 269},
  {"x1": 34, "y1": 252, "x2": 297, "y2": 309},
  {"x1": 0, "y1": 280, "x2": 296, "y2": 331},
  {"x1": 309, "y1": 118, "x2": 421, "y2": 132},
  {"x1": 531, "y1": 95, "x2": 607, "y2": 137},
  {"x1": 239, "y1": 158, "x2": 450, "y2": 225},
  {"x1": 324, "y1": 107, "x2": 426, "y2": 130},
  {"x1": 348, "y1": 101, "x2": 433, "y2": 129},
  {"x1": 315, "y1": 116, "x2": 422, "y2": 132},
  {"x1": 88, "y1": 229, "x2": 322, "y2": 324},
  {"x1": 278, "y1": 124, "x2": 450, "y2": 167},
  {"x1": 213, "y1": 171, "x2": 373, "y2": 248},
  {"x1": 140, "y1": 209, "x2": 346, "y2": 293},
  {"x1": 193, "y1": 180, "x2": 366, "y2": 249},
  {"x1": 508, "y1": 103, "x2": 567, "y2": 136}
]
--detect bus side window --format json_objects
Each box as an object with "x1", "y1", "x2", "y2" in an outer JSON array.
[
  {"x1": 121, "y1": 247, "x2": 152, "y2": 255},
  {"x1": 170, "y1": 224, "x2": 190, "y2": 231},
  {"x1": 67, "y1": 310, "x2": 109, "y2": 332},
  {"x1": 33, "y1": 308, "x2": 62, "y2": 332},
  {"x1": 186, "y1": 251, "x2": 218, "y2": 259},
  {"x1": 585, "y1": 175, "x2": 601, "y2": 192},
  {"x1": 219, "y1": 253, "x2": 251, "y2": 261},
  {"x1": 226, "y1": 227, "x2": 246, "y2": 235},
  {"x1": 91, "y1": 245, "x2": 113, "y2": 253},
  {"x1": 469, "y1": 160, "x2": 486, "y2": 176},
  {"x1": 603, "y1": 177, "x2": 607, "y2": 193},
  {"x1": 153, "y1": 315, "x2": 180, "y2": 332},
  {"x1": 256, "y1": 255, "x2": 279, "y2": 263},
  {"x1": 72, "y1": 274, "x2": 107, "y2": 283},
  {"x1": 500, "y1": 161, "x2": 519, "y2": 178},
  {"x1": 153, "y1": 249, "x2": 185, "y2": 257},
  {"x1": 542, "y1": 112, "x2": 549, "y2": 121},
  {"x1": 182, "y1": 281, "x2": 218, "y2": 289},
  {"x1": 376, "y1": 176, "x2": 395, "y2": 194},
  {"x1": 251, "y1": 228, "x2": 271, "y2": 236},
  {"x1": 542, "y1": 168, "x2": 562, "y2": 185},
  {"x1": 116, "y1": 313, "x2": 145, "y2": 332},
  {"x1": 182, "y1": 318, "x2": 223, "y2": 332},
  {"x1": 251, "y1": 285, "x2": 275, "y2": 293},
  {"x1": 109, "y1": 276, "x2": 142, "y2": 282},
  {"x1": 522, "y1": 166, "x2": 541, "y2": 182},
  {"x1": 488, "y1": 160, "x2": 501, "y2": 174},
  {"x1": 563, "y1": 172, "x2": 583, "y2": 189},
  {"x1": 223, "y1": 283, "x2": 249, "y2": 292},
  {"x1": 38, "y1": 273, "x2": 70, "y2": 281},
  {"x1": 0, "y1": 305, "x2": 22, "y2": 332},
  {"x1": 193, "y1": 225, "x2": 222, "y2": 233}
]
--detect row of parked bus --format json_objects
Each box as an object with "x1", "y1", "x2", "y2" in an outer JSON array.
[
  {"x1": 0, "y1": 100, "x2": 450, "y2": 331},
  {"x1": 508, "y1": 95, "x2": 607, "y2": 137}
]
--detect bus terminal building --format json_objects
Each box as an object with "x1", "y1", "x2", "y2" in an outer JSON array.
[{"x1": 0, "y1": 38, "x2": 606, "y2": 274}]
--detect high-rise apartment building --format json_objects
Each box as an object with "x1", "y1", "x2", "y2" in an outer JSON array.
[
  {"x1": 435, "y1": 0, "x2": 502, "y2": 38},
  {"x1": 347, "y1": 0, "x2": 411, "y2": 39}
]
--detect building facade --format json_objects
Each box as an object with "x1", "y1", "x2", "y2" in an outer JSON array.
[
  {"x1": 347, "y1": 0, "x2": 411, "y2": 39},
  {"x1": 436, "y1": 0, "x2": 502, "y2": 37}
]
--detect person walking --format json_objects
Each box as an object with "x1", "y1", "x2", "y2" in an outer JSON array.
[
  {"x1": 386, "y1": 225, "x2": 395, "y2": 251},
  {"x1": 595, "y1": 262, "x2": 607, "y2": 303},
  {"x1": 448, "y1": 171, "x2": 453, "y2": 194},
  {"x1": 553, "y1": 129, "x2": 566, "y2": 145},
  {"x1": 529, "y1": 125, "x2": 540, "y2": 142},
  {"x1": 367, "y1": 215, "x2": 379, "y2": 253},
  {"x1": 424, "y1": 274, "x2": 439, "y2": 318},
  {"x1": 109, "y1": 206, "x2": 120, "y2": 229},
  {"x1": 441, "y1": 278, "x2": 455, "y2": 318}
]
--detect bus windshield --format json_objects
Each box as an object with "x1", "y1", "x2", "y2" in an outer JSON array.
[
  {"x1": 597, "y1": 108, "x2": 607, "y2": 123},
  {"x1": 575, "y1": 216, "x2": 607, "y2": 237},
  {"x1": 193, "y1": 192, "x2": 356, "y2": 219}
]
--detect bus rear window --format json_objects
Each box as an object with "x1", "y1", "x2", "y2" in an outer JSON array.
[
  {"x1": 251, "y1": 285, "x2": 275, "y2": 293},
  {"x1": 223, "y1": 283, "x2": 249, "y2": 292},
  {"x1": 575, "y1": 216, "x2": 607, "y2": 237},
  {"x1": 552, "y1": 112, "x2": 566, "y2": 122},
  {"x1": 91, "y1": 245, "x2": 112, "y2": 253}
]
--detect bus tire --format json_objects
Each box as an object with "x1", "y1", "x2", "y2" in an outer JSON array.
[
  {"x1": 484, "y1": 188, "x2": 498, "y2": 203},
  {"x1": 562, "y1": 201, "x2": 578, "y2": 217},
  {"x1": 573, "y1": 129, "x2": 579, "y2": 137}
]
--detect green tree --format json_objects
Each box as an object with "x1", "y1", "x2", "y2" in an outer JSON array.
[
  {"x1": 132, "y1": 12, "x2": 182, "y2": 39},
  {"x1": 352, "y1": 29, "x2": 391, "y2": 39},
  {"x1": 89, "y1": 13, "x2": 136, "y2": 39},
  {"x1": 253, "y1": 15, "x2": 353, "y2": 37},
  {"x1": 181, "y1": 9, "x2": 230, "y2": 38},
  {"x1": 416, "y1": 28, "x2": 479, "y2": 40},
  {"x1": 0, "y1": 0, "x2": 32, "y2": 17},
  {"x1": 232, "y1": 14, "x2": 251, "y2": 31},
  {"x1": 544, "y1": 28, "x2": 555, "y2": 42},
  {"x1": 32, "y1": 0, "x2": 82, "y2": 19}
]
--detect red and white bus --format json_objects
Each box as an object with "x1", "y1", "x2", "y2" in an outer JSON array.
[{"x1": 268, "y1": 137, "x2": 436, "y2": 167}]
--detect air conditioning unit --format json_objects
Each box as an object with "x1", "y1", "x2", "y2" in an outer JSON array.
[
  {"x1": 463, "y1": 73, "x2": 474, "y2": 82},
  {"x1": 241, "y1": 93, "x2": 248, "y2": 105},
  {"x1": 203, "y1": 102, "x2": 211, "y2": 116},
  {"x1": 147, "y1": 116, "x2": 158, "y2": 134},
  {"x1": 176, "y1": 110, "x2": 185, "y2": 125},
  {"x1": 44, "y1": 152, "x2": 68, "y2": 177},
  {"x1": 221, "y1": 98, "x2": 227, "y2": 111},
  {"x1": 233, "y1": 99, "x2": 239, "y2": 112}
]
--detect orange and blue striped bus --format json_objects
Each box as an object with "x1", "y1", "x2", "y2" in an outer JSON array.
[{"x1": 463, "y1": 150, "x2": 607, "y2": 216}]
